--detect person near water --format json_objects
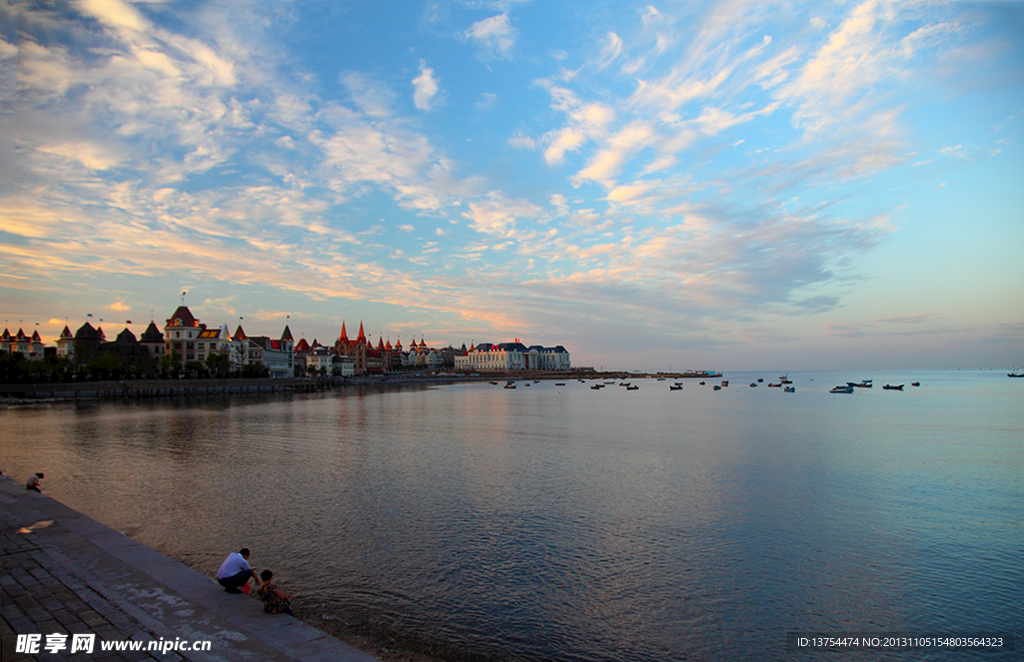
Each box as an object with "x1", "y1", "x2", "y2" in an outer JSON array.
[
  {"x1": 26, "y1": 472, "x2": 44, "y2": 492},
  {"x1": 216, "y1": 548, "x2": 257, "y2": 593},
  {"x1": 256, "y1": 569, "x2": 293, "y2": 615}
]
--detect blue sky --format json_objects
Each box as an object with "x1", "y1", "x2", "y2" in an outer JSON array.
[{"x1": 2, "y1": 0, "x2": 1022, "y2": 371}]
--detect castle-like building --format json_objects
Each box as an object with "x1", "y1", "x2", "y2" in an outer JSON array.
[{"x1": 7, "y1": 306, "x2": 571, "y2": 378}]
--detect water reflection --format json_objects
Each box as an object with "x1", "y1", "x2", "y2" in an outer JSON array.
[{"x1": 1, "y1": 373, "x2": 1019, "y2": 661}]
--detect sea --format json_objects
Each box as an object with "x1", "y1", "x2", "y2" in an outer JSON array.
[{"x1": 1, "y1": 370, "x2": 1020, "y2": 661}]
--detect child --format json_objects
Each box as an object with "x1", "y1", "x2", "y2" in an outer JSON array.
[
  {"x1": 26, "y1": 472, "x2": 44, "y2": 492},
  {"x1": 256, "y1": 569, "x2": 293, "y2": 615}
]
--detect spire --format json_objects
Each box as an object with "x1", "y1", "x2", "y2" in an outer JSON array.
[
  {"x1": 233, "y1": 325, "x2": 247, "y2": 340},
  {"x1": 281, "y1": 325, "x2": 293, "y2": 341},
  {"x1": 339, "y1": 322, "x2": 348, "y2": 342},
  {"x1": 357, "y1": 322, "x2": 365, "y2": 341},
  {"x1": 377, "y1": 336, "x2": 385, "y2": 350}
]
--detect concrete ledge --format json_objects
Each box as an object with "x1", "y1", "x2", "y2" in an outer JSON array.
[{"x1": 0, "y1": 476, "x2": 379, "y2": 662}]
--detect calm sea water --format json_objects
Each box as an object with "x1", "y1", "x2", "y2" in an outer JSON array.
[{"x1": 2, "y1": 371, "x2": 1020, "y2": 661}]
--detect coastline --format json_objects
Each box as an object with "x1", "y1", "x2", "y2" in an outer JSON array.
[{"x1": 0, "y1": 475, "x2": 385, "y2": 662}]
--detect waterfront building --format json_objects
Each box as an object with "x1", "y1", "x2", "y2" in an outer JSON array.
[
  {"x1": 163, "y1": 306, "x2": 204, "y2": 366},
  {"x1": 139, "y1": 322, "x2": 165, "y2": 359},
  {"x1": 335, "y1": 355, "x2": 356, "y2": 377},
  {"x1": 247, "y1": 326, "x2": 295, "y2": 378},
  {"x1": 73, "y1": 322, "x2": 103, "y2": 362},
  {"x1": 195, "y1": 324, "x2": 234, "y2": 373},
  {"x1": 454, "y1": 341, "x2": 571, "y2": 372},
  {"x1": 56, "y1": 326, "x2": 75, "y2": 358},
  {"x1": 305, "y1": 347, "x2": 333, "y2": 375},
  {"x1": 3, "y1": 328, "x2": 46, "y2": 360},
  {"x1": 334, "y1": 322, "x2": 368, "y2": 375}
]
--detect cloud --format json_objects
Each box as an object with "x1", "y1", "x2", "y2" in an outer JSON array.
[
  {"x1": 412, "y1": 60, "x2": 442, "y2": 110},
  {"x1": 875, "y1": 313, "x2": 937, "y2": 324},
  {"x1": 824, "y1": 322, "x2": 868, "y2": 338},
  {"x1": 465, "y1": 13, "x2": 517, "y2": 59},
  {"x1": 462, "y1": 192, "x2": 542, "y2": 237}
]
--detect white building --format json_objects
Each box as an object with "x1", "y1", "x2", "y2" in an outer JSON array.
[{"x1": 455, "y1": 342, "x2": 571, "y2": 372}]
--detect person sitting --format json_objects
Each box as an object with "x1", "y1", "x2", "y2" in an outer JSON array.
[
  {"x1": 216, "y1": 548, "x2": 257, "y2": 594},
  {"x1": 26, "y1": 473, "x2": 44, "y2": 493},
  {"x1": 257, "y1": 569, "x2": 293, "y2": 615}
]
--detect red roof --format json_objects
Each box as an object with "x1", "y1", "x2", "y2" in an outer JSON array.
[
  {"x1": 233, "y1": 325, "x2": 247, "y2": 340},
  {"x1": 295, "y1": 338, "x2": 311, "y2": 352},
  {"x1": 166, "y1": 306, "x2": 198, "y2": 328}
]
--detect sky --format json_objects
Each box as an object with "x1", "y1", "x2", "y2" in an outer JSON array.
[{"x1": 1, "y1": 0, "x2": 1022, "y2": 371}]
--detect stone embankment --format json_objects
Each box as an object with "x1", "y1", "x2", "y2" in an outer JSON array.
[{"x1": 0, "y1": 475, "x2": 380, "y2": 662}]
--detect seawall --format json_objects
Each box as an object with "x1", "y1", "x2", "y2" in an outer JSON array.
[{"x1": 0, "y1": 475, "x2": 380, "y2": 662}]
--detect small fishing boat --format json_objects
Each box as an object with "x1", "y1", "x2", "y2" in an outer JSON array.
[
  {"x1": 911, "y1": 382, "x2": 920, "y2": 387},
  {"x1": 555, "y1": 382, "x2": 566, "y2": 386},
  {"x1": 847, "y1": 380, "x2": 873, "y2": 388},
  {"x1": 784, "y1": 386, "x2": 795, "y2": 393},
  {"x1": 830, "y1": 385, "x2": 854, "y2": 393},
  {"x1": 504, "y1": 383, "x2": 516, "y2": 389},
  {"x1": 768, "y1": 383, "x2": 781, "y2": 388},
  {"x1": 749, "y1": 382, "x2": 757, "y2": 387},
  {"x1": 669, "y1": 385, "x2": 682, "y2": 391},
  {"x1": 591, "y1": 384, "x2": 603, "y2": 390},
  {"x1": 883, "y1": 384, "x2": 904, "y2": 390},
  {"x1": 713, "y1": 385, "x2": 722, "y2": 391},
  {"x1": 699, "y1": 381, "x2": 706, "y2": 385},
  {"x1": 1008, "y1": 370, "x2": 1024, "y2": 378},
  {"x1": 626, "y1": 385, "x2": 639, "y2": 390},
  {"x1": 490, "y1": 381, "x2": 498, "y2": 385},
  {"x1": 757, "y1": 378, "x2": 763, "y2": 383},
  {"x1": 780, "y1": 374, "x2": 792, "y2": 384},
  {"x1": 721, "y1": 380, "x2": 729, "y2": 387}
]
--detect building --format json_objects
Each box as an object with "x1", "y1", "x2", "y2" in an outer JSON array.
[
  {"x1": 56, "y1": 326, "x2": 75, "y2": 358},
  {"x1": 334, "y1": 322, "x2": 368, "y2": 374},
  {"x1": 139, "y1": 322, "x2": 165, "y2": 360},
  {"x1": 247, "y1": 326, "x2": 295, "y2": 378},
  {"x1": 454, "y1": 341, "x2": 571, "y2": 372},
  {"x1": 163, "y1": 306, "x2": 204, "y2": 367},
  {"x1": 2, "y1": 328, "x2": 45, "y2": 360}
]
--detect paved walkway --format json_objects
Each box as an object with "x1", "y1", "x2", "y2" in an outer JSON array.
[{"x1": 0, "y1": 476, "x2": 380, "y2": 662}]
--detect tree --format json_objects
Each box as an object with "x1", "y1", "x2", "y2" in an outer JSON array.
[{"x1": 205, "y1": 352, "x2": 230, "y2": 378}]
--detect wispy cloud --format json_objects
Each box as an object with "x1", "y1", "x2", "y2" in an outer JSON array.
[{"x1": 465, "y1": 13, "x2": 517, "y2": 59}]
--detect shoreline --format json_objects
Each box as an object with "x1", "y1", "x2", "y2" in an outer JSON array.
[{"x1": 0, "y1": 369, "x2": 723, "y2": 404}]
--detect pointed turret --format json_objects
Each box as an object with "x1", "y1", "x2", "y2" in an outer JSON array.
[
  {"x1": 60, "y1": 326, "x2": 74, "y2": 340},
  {"x1": 377, "y1": 336, "x2": 385, "y2": 351},
  {"x1": 233, "y1": 325, "x2": 247, "y2": 341},
  {"x1": 357, "y1": 322, "x2": 365, "y2": 342},
  {"x1": 339, "y1": 322, "x2": 349, "y2": 343},
  {"x1": 295, "y1": 338, "x2": 310, "y2": 352},
  {"x1": 282, "y1": 325, "x2": 293, "y2": 341}
]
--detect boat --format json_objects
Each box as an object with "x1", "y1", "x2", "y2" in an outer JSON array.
[
  {"x1": 619, "y1": 382, "x2": 631, "y2": 387},
  {"x1": 883, "y1": 384, "x2": 904, "y2": 390},
  {"x1": 830, "y1": 385, "x2": 854, "y2": 393},
  {"x1": 534, "y1": 380, "x2": 540, "y2": 384},
  {"x1": 524, "y1": 383, "x2": 531, "y2": 387},
  {"x1": 780, "y1": 374, "x2": 792, "y2": 384},
  {"x1": 784, "y1": 386, "x2": 795, "y2": 393},
  {"x1": 555, "y1": 382, "x2": 566, "y2": 386},
  {"x1": 669, "y1": 385, "x2": 682, "y2": 391},
  {"x1": 767, "y1": 383, "x2": 782, "y2": 388},
  {"x1": 657, "y1": 377, "x2": 666, "y2": 381},
  {"x1": 721, "y1": 380, "x2": 729, "y2": 387},
  {"x1": 1009, "y1": 370, "x2": 1024, "y2": 378},
  {"x1": 490, "y1": 381, "x2": 498, "y2": 385},
  {"x1": 591, "y1": 385, "x2": 603, "y2": 390},
  {"x1": 626, "y1": 385, "x2": 639, "y2": 391},
  {"x1": 699, "y1": 381, "x2": 706, "y2": 385},
  {"x1": 713, "y1": 385, "x2": 722, "y2": 391},
  {"x1": 504, "y1": 383, "x2": 516, "y2": 389},
  {"x1": 911, "y1": 382, "x2": 920, "y2": 387},
  {"x1": 757, "y1": 378, "x2": 763, "y2": 383},
  {"x1": 847, "y1": 380, "x2": 872, "y2": 388},
  {"x1": 749, "y1": 382, "x2": 757, "y2": 387}
]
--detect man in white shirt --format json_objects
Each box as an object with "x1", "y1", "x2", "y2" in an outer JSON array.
[{"x1": 216, "y1": 548, "x2": 257, "y2": 593}]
